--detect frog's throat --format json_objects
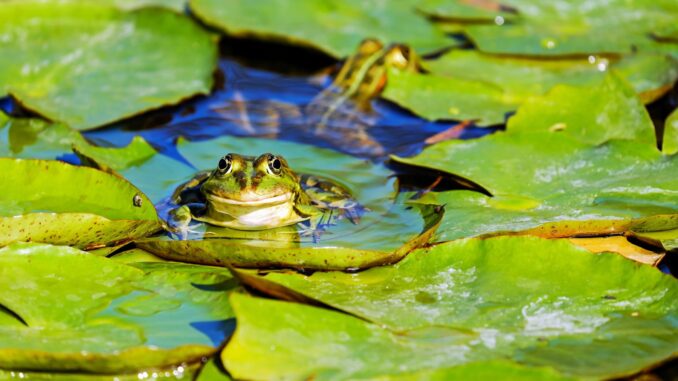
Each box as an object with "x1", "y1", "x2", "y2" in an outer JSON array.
[{"x1": 204, "y1": 192, "x2": 305, "y2": 229}]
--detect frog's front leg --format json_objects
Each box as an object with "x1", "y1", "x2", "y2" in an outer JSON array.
[
  {"x1": 167, "y1": 205, "x2": 201, "y2": 240},
  {"x1": 295, "y1": 205, "x2": 327, "y2": 243}
]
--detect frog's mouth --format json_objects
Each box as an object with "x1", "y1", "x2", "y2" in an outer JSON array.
[{"x1": 205, "y1": 192, "x2": 293, "y2": 206}]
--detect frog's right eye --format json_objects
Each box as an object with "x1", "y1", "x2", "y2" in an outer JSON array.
[{"x1": 217, "y1": 155, "x2": 232, "y2": 174}]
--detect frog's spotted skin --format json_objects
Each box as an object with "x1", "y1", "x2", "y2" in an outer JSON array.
[{"x1": 167, "y1": 153, "x2": 363, "y2": 240}]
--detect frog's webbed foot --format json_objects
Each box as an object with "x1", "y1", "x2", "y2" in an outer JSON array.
[
  {"x1": 167, "y1": 205, "x2": 202, "y2": 240},
  {"x1": 340, "y1": 202, "x2": 368, "y2": 225},
  {"x1": 297, "y1": 212, "x2": 335, "y2": 243}
]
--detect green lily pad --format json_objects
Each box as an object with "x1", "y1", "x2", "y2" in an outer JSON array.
[
  {"x1": 391, "y1": 75, "x2": 677, "y2": 241},
  {"x1": 136, "y1": 136, "x2": 442, "y2": 270},
  {"x1": 383, "y1": 52, "x2": 678, "y2": 125},
  {"x1": 0, "y1": 1, "x2": 217, "y2": 130},
  {"x1": 664, "y1": 108, "x2": 678, "y2": 155},
  {"x1": 0, "y1": 364, "x2": 201, "y2": 381},
  {"x1": 416, "y1": 0, "x2": 510, "y2": 21},
  {"x1": 189, "y1": 0, "x2": 455, "y2": 58},
  {"x1": 104, "y1": 0, "x2": 187, "y2": 12},
  {"x1": 0, "y1": 242, "x2": 238, "y2": 373},
  {"x1": 233, "y1": 236, "x2": 678, "y2": 379},
  {"x1": 0, "y1": 112, "x2": 157, "y2": 171},
  {"x1": 0, "y1": 158, "x2": 161, "y2": 248},
  {"x1": 463, "y1": 0, "x2": 678, "y2": 56}
]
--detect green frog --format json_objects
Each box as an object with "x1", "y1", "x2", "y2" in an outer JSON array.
[
  {"x1": 212, "y1": 39, "x2": 420, "y2": 158},
  {"x1": 304, "y1": 39, "x2": 420, "y2": 156},
  {"x1": 167, "y1": 153, "x2": 361, "y2": 239}
]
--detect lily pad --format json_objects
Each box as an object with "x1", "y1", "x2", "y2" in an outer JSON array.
[
  {"x1": 382, "y1": 52, "x2": 678, "y2": 125},
  {"x1": 136, "y1": 136, "x2": 443, "y2": 270},
  {"x1": 463, "y1": 0, "x2": 678, "y2": 56},
  {"x1": 0, "y1": 112, "x2": 157, "y2": 170},
  {"x1": 0, "y1": 158, "x2": 161, "y2": 248},
  {"x1": 233, "y1": 236, "x2": 678, "y2": 379},
  {"x1": 0, "y1": 242, "x2": 238, "y2": 373},
  {"x1": 189, "y1": 0, "x2": 455, "y2": 58},
  {"x1": 0, "y1": 1, "x2": 217, "y2": 130},
  {"x1": 391, "y1": 75, "x2": 677, "y2": 241},
  {"x1": 416, "y1": 0, "x2": 510, "y2": 21}
]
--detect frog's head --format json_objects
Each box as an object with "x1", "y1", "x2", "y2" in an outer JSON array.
[
  {"x1": 202, "y1": 153, "x2": 301, "y2": 204},
  {"x1": 200, "y1": 153, "x2": 309, "y2": 229}
]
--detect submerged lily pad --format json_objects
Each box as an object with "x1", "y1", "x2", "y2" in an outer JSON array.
[
  {"x1": 391, "y1": 75, "x2": 677, "y2": 241},
  {"x1": 0, "y1": 242, "x2": 238, "y2": 373},
  {"x1": 0, "y1": 158, "x2": 160, "y2": 248},
  {"x1": 0, "y1": 1, "x2": 217, "y2": 130},
  {"x1": 233, "y1": 236, "x2": 678, "y2": 379},
  {"x1": 189, "y1": 0, "x2": 455, "y2": 58},
  {"x1": 463, "y1": 0, "x2": 678, "y2": 56},
  {"x1": 137, "y1": 136, "x2": 442, "y2": 270},
  {"x1": 383, "y1": 52, "x2": 678, "y2": 125}
]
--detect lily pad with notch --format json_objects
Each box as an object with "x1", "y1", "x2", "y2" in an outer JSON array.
[
  {"x1": 0, "y1": 242, "x2": 240, "y2": 375},
  {"x1": 0, "y1": 158, "x2": 161, "y2": 249},
  {"x1": 0, "y1": 1, "x2": 217, "y2": 130},
  {"x1": 228, "y1": 236, "x2": 678, "y2": 379},
  {"x1": 390, "y1": 75, "x2": 678, "y2": 244}
]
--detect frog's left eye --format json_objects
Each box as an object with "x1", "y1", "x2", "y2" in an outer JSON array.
[
  {"x1": 267, "y1": 154, "x2": 283, "y2": 175},
  {"x1": 217, "y1": 154, "x2": 232, "y2": 174}
]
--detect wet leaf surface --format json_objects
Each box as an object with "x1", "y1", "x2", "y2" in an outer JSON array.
[
  {"x1": 0, "y1": 158, "x2": 160, "y2": 248},
  {"x1": 383, "y1": 52, "x2": 678, "y2": 125},
  {"x1": 231, "y1": 236, "x2": 678, "y2": 379},
  {"x1": 0, "y1": 1, "x2": 217, "y2": 130},
  {"x1": 189, "y1": 0, "x2": 456, "y2": 58},
  {"x1": 0, "y1": 242, "x2": 238, "y2": 373},
  {"x1": 391, "y1": 76, "x2": 677, "y2": 241},
  {"x1": 463, "y1": 0, "x2": 678, "y2": 56}
]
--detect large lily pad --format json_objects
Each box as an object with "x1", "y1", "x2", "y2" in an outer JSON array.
[
  {"x1": 0, "y1": 1, "x2": 217, "y2": 130},
  {"x1": 189, "y1": 0, "x2": 455, "y2": 58},
  {"x1": 391, "y1": 75, "x2": 678, "y2": 241},
  {"x1": 136, "y1": 136, "x2": 442, "y2": 270},
  {"x1": 463, "y1": 0, "x2": 678, "y2": 56},
  {"x1": 233, "y1": 236, "x2": 678, "y2": 379},
  {"x1": 0, "y1": 242, "x2": 238, "y2": 373},
  {"x1": 0, "y1": 158, "x2": 161, "y2": 248},
  {"x1": 382, "y1": 52, "x2": 678, "y2": 125}
]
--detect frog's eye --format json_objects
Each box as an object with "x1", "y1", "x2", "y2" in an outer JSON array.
[
  {"x1": 267, "y1": 154, "x2": 283, "y2": 175},
  {"x1": 217, "y1": 154, "x2": 232, "y2": 174}
]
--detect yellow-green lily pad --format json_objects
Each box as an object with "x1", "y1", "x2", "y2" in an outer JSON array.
[
  {"x1": 463, "y1": 0, "x2": 678, "y2": 56},
  {"x1": 390, "y1": 75, "x2": 677, "y2": 241},
  {"x1": 189, "y1": 0, "x2": 456, "y2": 58},
  {"x1": 0, "y1": 1, "x2": 217, "y2": 130},
  {"x1": 231, "y1": 236, "x2": 678, "y2": 379},
  {"x1": 0, "y1": 158, "x2": 161, "y2": 248},
  {"x1": 382, "y1": 52, "x2": 678, "y2": 125},
  {"x1": 0, "y1": 242, "x2": 238, "y2": 373}
]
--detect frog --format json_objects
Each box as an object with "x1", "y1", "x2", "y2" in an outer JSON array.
[
  {"x1": 209, "y1": 39, "x2": 420, "y2": 158},
  {"x1": 304, "y1": 38, "x2": 421, "y2": 156},
  {"x1": 167, "y1": 152, "x2": 362, "y2": 240}
]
